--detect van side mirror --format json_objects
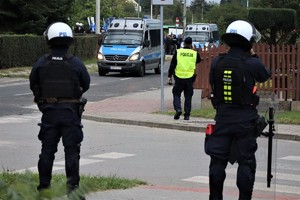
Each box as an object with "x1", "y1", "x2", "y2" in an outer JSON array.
[{"x1": 143, "y1": 40, "x2": 150, "y2": 47}]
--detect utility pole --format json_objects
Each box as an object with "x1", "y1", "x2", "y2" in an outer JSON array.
[
  {"x1": 138, "y1": 0, "x2": 141, "y2": 18},
  {"x1": 96, "y1": 0, "x2": 100, "y2": 34},
  {"x1": 183, "y1": 0, "x2": 186, "y2": 31},
  {"x1": 201, "y1": 0, "x2": 204, "y2": 21}
]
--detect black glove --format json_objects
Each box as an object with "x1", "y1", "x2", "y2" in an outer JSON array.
[{"x1": 192, "y1": 74, "x2": 197, "y2": 82}]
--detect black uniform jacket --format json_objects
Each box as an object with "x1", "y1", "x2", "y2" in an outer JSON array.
[
  {"x1": 209, "y1": 47, "x2": 271, "y2": 123},
  {"x1": 30, "y1": 48, "x2": 90, "y2": 96}
]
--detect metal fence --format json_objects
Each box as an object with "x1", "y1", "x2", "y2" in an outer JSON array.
[{"x1": 195, "y1": 43, "x2": 300, "y2": 101}]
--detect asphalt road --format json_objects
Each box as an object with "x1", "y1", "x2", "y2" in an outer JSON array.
[{"x1": 0, "y1": 62, "x2": 170, "y2": 117}]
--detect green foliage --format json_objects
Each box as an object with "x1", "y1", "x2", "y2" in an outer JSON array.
[
  {"x1": 0, "y1": 35, "x2": 99, "y2": 69},
  {"x1": 0, "y1": 0, "x2": 73, "y2": 35},
  {"x1": 69, "y1": 0, "x2": 138, "y2": 29},
  {"x1": 205, "y1": 3, "x2": 248, "y2": 36},
  {"x1": 248, "y1": 8, "x2": 297, "y2": 45},
  {"x1": 275, "y1": 111, "x2": 300, "y2": 124},
  {"x1": 0, "y1": 171, "x2": 146, "y2": 200},
  {"x1": 0, "y1": 35, "x2": 48, "y2": 69}
]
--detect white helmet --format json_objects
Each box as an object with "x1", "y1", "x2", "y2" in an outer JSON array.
[
  {"x1": 221, "y1": 20, "x2": 261, "y2": 50},
  {"x1": 45, "y1": 22, "x2": 73, "y2": 41}
]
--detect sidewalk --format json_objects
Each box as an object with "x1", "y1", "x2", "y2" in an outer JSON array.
[{"x1": 82, "y1": 86, "x2": 300, "y2": 200}]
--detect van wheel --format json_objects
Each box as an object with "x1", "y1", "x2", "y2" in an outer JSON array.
[
  {"x1": 98, "y1": 70, "x2": 107, "y2": 76},
  {"x1": 137, "y1": 64, "x2": 145, "y2": 77},
  {"x1": 154, "y1": 61, "x2": 161, "y2": 74}
]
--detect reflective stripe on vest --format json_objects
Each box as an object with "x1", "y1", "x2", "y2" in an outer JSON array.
[
  {"x1": 175, "y1": 49, "x2": 197, "y2": 78},
  {"x1": 223, "y1": 70, "x2": 233, "y2": 103}
]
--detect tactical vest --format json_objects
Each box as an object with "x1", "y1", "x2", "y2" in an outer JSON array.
[
  {"x1": 175, "y1": 48, "x2": 197, "y2": 78},
  {"x1": 212, "y1": 54, "x2": 256, "y2": 106},
  {"x1": 37, "y1": 54, "x2": 81, "y2": 99}
]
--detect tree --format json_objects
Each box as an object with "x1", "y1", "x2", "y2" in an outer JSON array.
[
  {"x1": 0, "y1": 0, "x2": 73, "y2": 34},
  {"x1": 190, "y1": 0, "x2": 216, "y2": 22},
  {"x1": 69, "y1": 0, "x2": 139, "y2": 29},
  {"x1": 248, "y1": 8, "x2": 297, "y2": 45},
  {"x1": 0, "y1": 0, "x2": 138, "y2": 35},
  {"x1": 205, "y1": 3, "x2": 247, "y2": 35}
]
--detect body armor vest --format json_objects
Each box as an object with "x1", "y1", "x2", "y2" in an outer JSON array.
[
  {"x1": 212, "y1": 54, "x2": 255, "y2": 106},
  {"x1": 37, "y1": 54, "x2": 81, "y2": 99}
]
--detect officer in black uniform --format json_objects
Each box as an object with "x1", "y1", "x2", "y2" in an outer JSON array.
[
  {"x1": 29, "y1": 22, "x2": 90, "y2": 199},
  {"x1": 205, "y1": 20, "x2": 271, "y2": 200},
  {"x1": 168, "y1": 37, "x2": 201, "y2": 120}
]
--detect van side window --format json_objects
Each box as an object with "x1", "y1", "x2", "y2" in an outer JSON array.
[{"x1": 150, "y1": 29, "x2": 160, "y2": 48}]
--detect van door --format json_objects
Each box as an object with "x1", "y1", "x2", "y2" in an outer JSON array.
[{"x1": 142, "y1": 30, "x2": 152, "y2": 70}]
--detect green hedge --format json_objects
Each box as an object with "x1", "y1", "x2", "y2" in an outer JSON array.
[{"x1": 0, "y1": 35, "x2": 99, "y2": 69}]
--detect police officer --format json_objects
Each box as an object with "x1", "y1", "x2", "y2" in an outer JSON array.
[
  {"x1": 29, "y1": 22, "x2": 90, "y2": 199},
  {"x1": 205, "y1": 20, "x2": 271, "y2": 200},
  {"x1": 168, "y1": 37, "x2": 201, "y2": 120}
]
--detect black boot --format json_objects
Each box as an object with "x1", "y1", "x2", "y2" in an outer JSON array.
[
  {"x1": 174, "y1": 110, "x2": 182, "y2": 120},
  {"x1": 67, "y1": 185, "x2": 86, "y2": 200}
]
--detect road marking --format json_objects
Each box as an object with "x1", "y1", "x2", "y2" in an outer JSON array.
[
  {"x1": 90, "y1": 152, "x2": 135, "y2": 159},
  {"x1": 0, "y1": 115, "x2": 41, "y2": 124},
  {"x1": 0, "y1": 82, "x2": 26, "y2": 87},
  {"x1": 14, "y1": 92, "x2": 32, "y2": 96},
  {"x1": 120, "y1": 78, "x2": 132, "y2": 81},
  {"x1": 16, "y1": 166, "x2": 64, "y2": 173},
  {"x1": 279, "y1": 156, "x2": 300, "y2": 161},
  {"x1": 182, "y1": 175, "x2": 300, "y2": 195},
  {"x1": 54, "y1": 159, "x2": 104, "y2": 166},
  {"x1": 227, "y1": 168, "x2": 300, "y2": 182},
  {"x1": 15, "y1": 152, "x2": 134, "y2": 174},
  {"x1": 22, "y1": 104, "x2": 39, "y2": 110}
]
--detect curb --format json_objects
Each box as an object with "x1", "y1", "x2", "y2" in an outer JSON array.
[
  {"x1": 82, "y1": 115, "x2": 300, "y2": 142},
  {"x1": 83, "y1": 115, "x2": 203, "y2": 132}
]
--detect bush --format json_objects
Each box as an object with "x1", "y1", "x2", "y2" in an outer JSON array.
[{"x1": 0, "y1": 34, "x2": 99, "y2": 69}]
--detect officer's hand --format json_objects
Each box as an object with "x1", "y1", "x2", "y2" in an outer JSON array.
[
  {"x1": 192, "y1": 74, "x2": 197, "y2": 82},
  {"x1": 167, "y1": 77, "x2": 172, "y2": 85},
  {"x1": 250, "y1": 48, "x2": 255, "y2": 55},
  {"x1": 193, "y1": 44, "x2": 196, "y2": 51}
]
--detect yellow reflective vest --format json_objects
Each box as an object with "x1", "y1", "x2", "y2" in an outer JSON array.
[{"x1": 175, "y1": 48, "x2": 197, "y2": 79}]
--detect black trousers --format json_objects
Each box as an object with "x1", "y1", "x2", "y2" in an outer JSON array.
[
  {"x1": 205, "y1": 121, "x2": 257, "y2": 200},
  {"x1": 172, "y1": 76, "x2": 194, "y2": 116},
  {"x1": 37, "y1": 104, "x2": 83, "y2": 190}
]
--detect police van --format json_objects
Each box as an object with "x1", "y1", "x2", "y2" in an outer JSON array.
[
  {"x1": 97, "y1": 18, "x2": 162, "y2": 77},
  {"x1": 182, "y1": 23, "x2": 219, "y2": 50}
]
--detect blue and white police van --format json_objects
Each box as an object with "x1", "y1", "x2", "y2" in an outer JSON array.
[
  {"x1": 182, "y1": 23, "x2": 219, "y2": 50},
  {"x1": 97, "y1": 18, "x2": 162, "y2": 77}
]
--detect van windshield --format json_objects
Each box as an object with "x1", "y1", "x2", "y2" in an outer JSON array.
[
  {"x1": 103, "y1": 30, "x2": 143, "y2": 45},
  {"x1": 185, "y1": 32, "x2": 209, "y2": 42}
]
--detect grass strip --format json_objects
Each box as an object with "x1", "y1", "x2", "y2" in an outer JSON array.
[
  {"x1": 164, "y1": 108, "x2": 300, "y2": 125},
  {"x1": 0, "y1": 171, "x2": 146, "y2": 199}
]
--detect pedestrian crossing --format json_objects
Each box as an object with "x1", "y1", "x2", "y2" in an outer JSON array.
[
  {"x1": 182, "y1": 156, "x2": 300, "y2": 196},
  {"x1": 0, "y1": 113, "x2": 41, "y2": 124},
  {"x1": 16, "y1": 152, "x2": 135, "y2": 173}
]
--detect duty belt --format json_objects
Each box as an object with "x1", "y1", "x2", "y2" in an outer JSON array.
[{"x1": 37, "y1": 98, "x2": 80, "y2": 104}]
